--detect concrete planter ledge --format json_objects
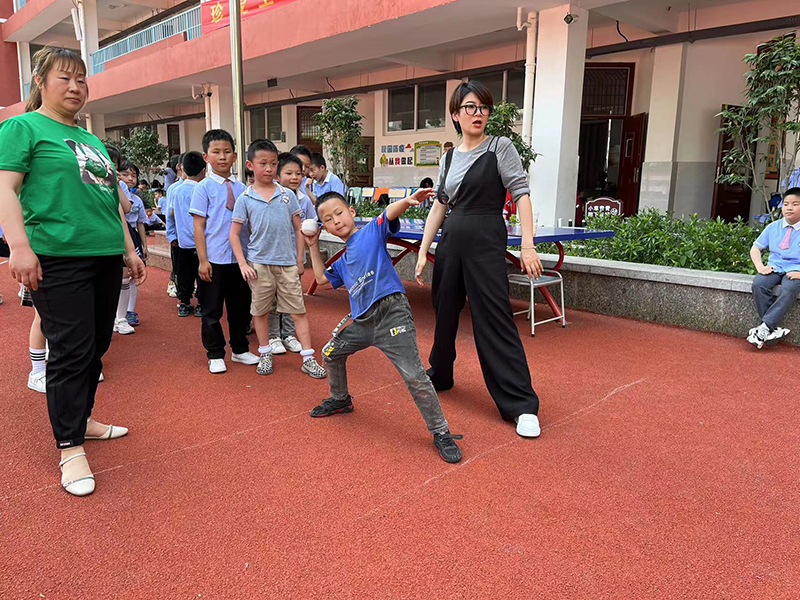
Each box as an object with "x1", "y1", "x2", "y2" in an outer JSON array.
[{"x1": 317, "y1": 234, "x2": 798, "y2": 346}]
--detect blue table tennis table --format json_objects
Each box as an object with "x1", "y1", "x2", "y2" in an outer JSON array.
[{"x1": 307, "y1": 217, "x2": 614, "y2": 318}]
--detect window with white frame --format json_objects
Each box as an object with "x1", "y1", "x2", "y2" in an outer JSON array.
[
  {"x1": 249, "y1": 107, "x2": 283, "y2": 142},
  {"x1": 387, "y1": 82, "x2": 446, "y2": 132},
  {"x1": 470, "y1": 68, "x2": 526, "y2": 110}
]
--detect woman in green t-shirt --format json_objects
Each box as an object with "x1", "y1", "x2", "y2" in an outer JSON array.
[{"x1": 0, "y1": 46, "x2": 147, "y2": 497}]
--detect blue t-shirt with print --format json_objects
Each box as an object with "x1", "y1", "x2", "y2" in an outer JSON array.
[{"x1": 326, "y1": 211, "x2": 405, "y2": 318}]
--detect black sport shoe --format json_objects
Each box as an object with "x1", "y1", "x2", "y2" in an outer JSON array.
[
  {"x1": 433, "y1": 431, "x2": 464, "y2": 463},
  {"x1": 178, "y1": 303, "x2": 191, "y2": 317},
  {"x1": 194, "y1": 304, "x2": 202, "y2": 318},
  {"x1": 310, "y1": 396, "x2": 354, "y2": 418}
]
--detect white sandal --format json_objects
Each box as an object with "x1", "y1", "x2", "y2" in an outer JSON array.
[
  {"x1": 59, "y1": 453, "x2": 95, "y2": 496},
  {"x1": 85, "y1": 422, "x2": 128, "y2": 440}
]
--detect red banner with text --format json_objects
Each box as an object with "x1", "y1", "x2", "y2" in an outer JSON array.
[{"x1": 201, "y1": 0, "x2": 299, "y2": 35}]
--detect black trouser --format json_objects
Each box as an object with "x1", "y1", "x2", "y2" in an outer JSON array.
[
  {"x1": 169, "y1": 242, "x2": 179, "y2": 282},
  {"x1": 197, "y1": 262, "x2": 252, "y2": 359},
  {"x1": 176, "y1": 246, "x2": 199, "y2": 306},
  {"x1": 30, "y1": 255, "x2": 122, "y2": 448},
  {"x1": 428, "y1": 215, "x2": 540, "y2": 420}
]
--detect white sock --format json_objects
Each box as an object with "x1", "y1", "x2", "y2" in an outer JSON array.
[
  {"x1": 300, "y1": 348, "x2": 314, "y2": 363},
  {"x1": 127, "y1": 283, "x2": 138, "y2": 313},
  {"x1": 30, "y1": 347, "x2": 46, "y2": 374},
  {"x1": 116, "y1": 278, "x2": 131, "y2": 321},
  {"x1": 258, "y1": 345, "x2": 272, "y2": 355}
]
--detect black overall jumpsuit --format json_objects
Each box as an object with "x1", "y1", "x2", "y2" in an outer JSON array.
[{"x1": 427, "y1": 137, "x2": 540, "y2": 421}]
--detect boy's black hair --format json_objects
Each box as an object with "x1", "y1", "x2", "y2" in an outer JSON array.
[
  {"x1": 419, "y1": 177, "x2": 434, "y2": 188},
  {"x1": 278, "y1": 152, "x2": 303, "y2": 175},
  {"x1": 246, "y1": 138, "x2": 279, "y2": 162},
  {"x1": 168, "y1": 154, "x2": 180, "y2": 171},
  {"x1": 182, "y1": 151, "x2": 207, "y2": 177},
  {"x1": 785, "y1": 187, "x2": 800, "y2": 198},
  {"x1": 138, "y1": 179, "x2": 149, "y2": 188},
  {"x1": 244, "y1": 167, "x2": 254, "y2": 181},
  {"x1": 290, "y1": 145, "x2": 312, "y2": 160},
  {"x1": 154, "y1": 187, "x2": 165, "y2": 196},
  {"x1": 316, "y1": 191, "x2": 347, "y2": 210},
  {"x1": 202, "y1": 129, "x2": 235, "y2": 153},
  {"x1": 310, "y1": 153, "x2": 327, "y2": 169},
  {"x1": 119, "y1": 159, "x2": 138, "y2": 175},
  {"x1": 105, "y1": 144, "x2": 121, "y2": 169}
]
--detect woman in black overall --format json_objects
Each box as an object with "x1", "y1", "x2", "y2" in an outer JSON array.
[{"x1": 415, "y1": 81, "x2": 544, "y2": 438}]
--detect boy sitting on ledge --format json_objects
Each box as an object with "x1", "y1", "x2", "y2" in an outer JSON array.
[{"x1": 748, "y1": 188, "x2": 800, "y2": 348}]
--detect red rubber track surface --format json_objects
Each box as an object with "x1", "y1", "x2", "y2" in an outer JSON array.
[{"x1": 1, "y1": 266, "x2": 799, "y2": 599}]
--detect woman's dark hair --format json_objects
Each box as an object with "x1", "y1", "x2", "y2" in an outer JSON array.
[
  {"x1": 419, "y1": 177, "x2": 434, "y2": 188},
  {"x1": 448, "y1": 81, "x2": 493, "y2": 135}
]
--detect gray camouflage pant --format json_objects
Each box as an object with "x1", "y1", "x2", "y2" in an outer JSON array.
[{"x1": 322, "y1": 293, "x2": 449, "y2": 434}]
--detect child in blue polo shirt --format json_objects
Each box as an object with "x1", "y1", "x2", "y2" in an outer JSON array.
[
  {"x1": 190, "y1": 129, "x2": 259, "y2": 373},
  {"x1": 308, "y1": 153, "x2": 347, "y2": 199},
  {"x1": 748, "y1": 188, "x2": 800, "y2": 348},
  {"x1": 172, "y1": 151, "x2": 206, "y2": 318},
  {"x1": 230, "y1": 140, "x2": 326, "y2": 379},
  {"x1": 302, "y1": 190, "x2": 463, "y2": 463}
]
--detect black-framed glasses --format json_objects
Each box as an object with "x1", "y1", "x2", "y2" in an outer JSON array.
[{"x1": 459, "y1": 104, "x2": 492, "y2": 116}]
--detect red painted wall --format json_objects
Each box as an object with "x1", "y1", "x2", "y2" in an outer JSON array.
[{"x1": 0, "y1": 0, "x2": 20, "y2": 108}]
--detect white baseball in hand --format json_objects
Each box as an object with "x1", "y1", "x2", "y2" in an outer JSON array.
[{"x1": 301, "y1": 218, "x2": 319, "y2": 236}]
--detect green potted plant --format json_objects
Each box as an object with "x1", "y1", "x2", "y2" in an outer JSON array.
[
  {"x1": 313, "y1": 96, "x2": 367, "y2": 186},
  {"x1": 717, "y1": 34, "x2": 800, "y2": 217},
  {"x1": 485, "y1": 101, "x2": 538, "y2": 170}
]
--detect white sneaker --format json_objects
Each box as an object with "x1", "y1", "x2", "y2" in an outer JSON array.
[
  {"x1": 283, "y1": 336, "x2": 302, "y2": 353},
  {"x1": 27, "y1": 370, "x2": 46, "y2": 394},
  {"x1": 767, "y1": 326, "x2": 791, "y2": 341},
  {"x1": 515, "y1": 414, "x2": 541, "y2": 438},
  {"x1": 231, "y1": 352, "x2": 260, "y2": 365},
  {"x1": 747, "y1": 322, "x2": 770, "y2": 349},
  {"x1": 167, "y1": 281, "x2": 178, "y2": 298},
  {"x1": 208, "y1": 359, "x2": 227, "y2": 374},
  {"x1": 113, "y1": 318, "x2": 135, "y2": 335},
  {"x1": 270, "y1": 338, "x2": 287, "y2": 355}
]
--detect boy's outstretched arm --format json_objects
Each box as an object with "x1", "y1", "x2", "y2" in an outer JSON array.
[
  {"x1": 385, "y1": 188, "x2": 435, "y2": 222},
  {"x1": 303, "y1": 229, "x2": 330, "y2": 286}
]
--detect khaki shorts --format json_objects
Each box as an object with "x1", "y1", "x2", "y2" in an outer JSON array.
[{"x1": 248, "y1": 263, "x2": 306, "y2": 316}]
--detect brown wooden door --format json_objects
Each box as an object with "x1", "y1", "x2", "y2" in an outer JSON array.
[
  {"x1": 711, "y1": 104, "x2": 753, "y2": 222},
  {"x1": 349, "y1": 136, "x2": 374, "y2": 187},
  {"x1": 617, "y1": 112, "x2": 647, "y2": 216},
  {"x1": 297, "y1": 106, "x2": 322, "y2": 155}
]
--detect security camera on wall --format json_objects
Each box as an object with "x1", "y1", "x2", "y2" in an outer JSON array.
[{"x1": 564, "y1": 12, "x2": 578, "y2": 25}]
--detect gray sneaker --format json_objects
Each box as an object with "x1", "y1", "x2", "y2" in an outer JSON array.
[
  {"x1": 257, "y1": 353, "x2": 273, "y2": 375},
  {"x1": 301, "y1": 357, "x2": 327, "y2": 379}
]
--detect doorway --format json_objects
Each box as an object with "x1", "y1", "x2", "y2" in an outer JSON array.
[
  {"x1": 297, "y1": 106, "x2": 322, "y2": 155},
  {"x1": 349, "y1": 137, "x2": 374, "y2": 187},
  {"x1": 711, "y1": 104, "x2": 754, "y2": 222}
]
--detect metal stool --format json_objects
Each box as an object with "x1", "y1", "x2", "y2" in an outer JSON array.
[{"x1": 509, "y1": 270, "x2": 566, "y2": 337}]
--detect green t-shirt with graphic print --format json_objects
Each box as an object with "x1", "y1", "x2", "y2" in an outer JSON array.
[{"x1": 0, "y1": 111, "x2": 124, "y2": 256}]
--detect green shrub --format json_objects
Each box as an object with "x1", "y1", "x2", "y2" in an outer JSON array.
[{"x1": 537, "y1": 209, "x2": 766, "y2": 275}]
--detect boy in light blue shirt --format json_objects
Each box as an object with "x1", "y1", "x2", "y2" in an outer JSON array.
[
  {"x1": 748, "y1": 188, "x2": 800, "y2": 348},
  {"x1": 173, "y1": 151, "x2": 205, "y2": 318},
  {"x1": 230, "y1": 139, "x2": 326, "y2": 380},
  {"x1": 308, "y1": 152, "x2": 347, "y2": 199},
  {"x1": 190, "y1": 129, "x2": 259, "y2": 373}
]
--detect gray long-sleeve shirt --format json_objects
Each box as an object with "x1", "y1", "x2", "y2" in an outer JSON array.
[{"x1": 436, "y1": 136, "x2": 530, "y2": 205}]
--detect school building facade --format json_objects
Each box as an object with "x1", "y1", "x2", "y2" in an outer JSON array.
[{"x1": 0, "y1": 0, "x2": 798, "y2": 226}]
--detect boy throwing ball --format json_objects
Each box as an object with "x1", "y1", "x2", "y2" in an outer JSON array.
[{"x1": 303, "y1": 190, "x2": 463, "y2": 463}]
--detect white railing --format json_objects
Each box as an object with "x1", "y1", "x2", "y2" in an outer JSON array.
[{"x1": 90, "y1": 6, "x2": 201, "y2": 74}]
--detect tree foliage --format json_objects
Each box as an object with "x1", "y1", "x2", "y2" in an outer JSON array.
[
  {"x1": 717, "y1": 34, "x2": 800, "y2": 216},
  {"x1": 117, "y1": 127, "x2": 170, "y2": 183},
  {"x1": 313, "y1": 96, "x2": 366, "y2": 186},
  {"x1": 485, "y1": 101, "x2": 539, "y2": 170}
]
